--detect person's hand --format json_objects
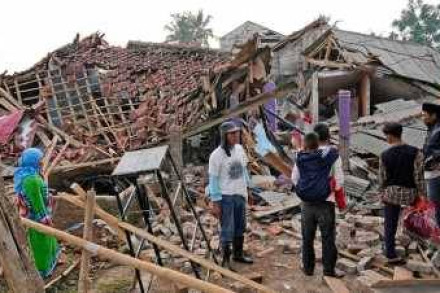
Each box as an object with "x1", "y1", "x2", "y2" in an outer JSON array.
[{"x1": 211, "y1": 201, "x2": 222, "y2": 219}]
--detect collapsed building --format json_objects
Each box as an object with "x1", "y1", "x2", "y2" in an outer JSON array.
[{"x1": 1, "y1": 18, "x2": 440, "y2": 293}]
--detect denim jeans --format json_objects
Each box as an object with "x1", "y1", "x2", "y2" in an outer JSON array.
[
  {"x1": 428, "y1": 177, "x2": 440, "y2": 227},
  {"x1": 220, "y1": 195, "x2": 246, "y2": 245},
  {"x1": 301, "y1": 201, "x2": 337, "y2": 274},
  {"x1": 383, "y1": 203, "x2": 401, "y2": 259}
]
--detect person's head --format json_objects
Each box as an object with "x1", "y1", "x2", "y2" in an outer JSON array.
[
  {"x1": 284, "y1": 111, "x2": 298, "y2": 124},
  {"x1": 313, "y1": 123, "x2": 330, "y2": 145},
  {"x1": 422, "y1": 103, "x2": 440, "y2": 126},
  {"x1": 18, "y1": 148, "x2": 44, "y2": 170},
  {"x1": 220, "y1": 121, "x2": 241, "y2": 156},
  {"x1": 304, "y1": 132, "x2": 319, "y2": 151},
  {"x1": 382, "y1": 122, "x2": 403, "y2": 144},
  {"x1": 14, "y1": 148, "x2": 44, "y2": 194}
]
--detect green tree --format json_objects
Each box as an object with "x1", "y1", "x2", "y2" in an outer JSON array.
[
  {"x1": 164, "y1": 10, "x2": 214, "y2": 47},
  {"x1": 392, "y1": 0, "x2": 440, "y2": 48}
]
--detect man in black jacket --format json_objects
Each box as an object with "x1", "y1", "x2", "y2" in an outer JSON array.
[
  {"x1": 379, "y1": 122, "x2": 424, "y2": 264},
  {"x1": 422, "y1": 103, "x2": 440, "y2": 227}
]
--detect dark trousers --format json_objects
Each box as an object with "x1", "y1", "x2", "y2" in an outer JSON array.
[
  {"x1": 220, "y1": 195, "x2": 246, "y2": 245},
  {"x1": 428, "y1": 177, "x2": 440, "y2": 227},
  {"x1": 383, "y1": 203, "x2": 402, "y2": 259},
  {"x1": 301, "y1": 201, "x2": 337, "y2": 274}
]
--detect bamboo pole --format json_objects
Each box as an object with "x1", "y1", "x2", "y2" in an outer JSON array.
[
  {"x1": 78, "y1": 189, "x2": 96, "y2": 293},
  {"x1": 44, "y1": 140, "x2": 69, "y2": 180},
  {"x1": 21, "y1": 218, "x2": 234, "y2": 293},
  {"x1": 56, "y1": 194, "x2": 277, "y2": 293}
]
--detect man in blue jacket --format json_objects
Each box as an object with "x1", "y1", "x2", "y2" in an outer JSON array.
[
  {"x1": 208, "y1": 121, "x2": 253, "y2": 270},
  {"x1": 292, "y1": 132, "x2": 341, "y2": 277}
]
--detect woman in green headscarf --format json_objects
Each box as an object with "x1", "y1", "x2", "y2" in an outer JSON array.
[{"x1": 14, "y1": 148, "x2": 60, "y2": 278}]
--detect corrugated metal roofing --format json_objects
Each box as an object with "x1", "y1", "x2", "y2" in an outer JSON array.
[
  {"x1": 374, "y1": 99, "x2": 419, "y2": 114},
  {"x1": 333, "y1": 29, "x2": 440, "y2": 85},
  {"x1": 351, "y1": 132, "x2": 389, "y2": 156}
]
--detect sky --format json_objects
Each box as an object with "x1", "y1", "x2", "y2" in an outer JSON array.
[{"x1": 0, "y1": 0, "x2": 437, "y2": 72}]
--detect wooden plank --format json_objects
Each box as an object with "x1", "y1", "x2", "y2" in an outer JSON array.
[
  {"x1": 0, "y1": 87, "x2": 23, "y2": 109},
  {"x1": 252, "y1": 201, "x2": 300, "y2": 219},
  {"x1": 324, "y1": 277, "x2": 350, "y2": 293},
  {"x1": 372, "y1": 279, "x2": 440, "y2": 288},
  {"x1": 305, "y1": 57, "x2": 353, "y2": 69},
  {"x1": 21, "y1": 218, "x2": 235, "y2": 293},
  {"x1": 44, "y1": 259, "x2": 80, "y2": 290},
  {"x1": 13, "y1": 79, "x2": 23, "y2": 105},
  {"x1": 78, "y1": 189, "x2": 96, "y2": 293},
  {"x1": 311, "y1": 71, "x2": 319, "y2": 124},
  {"x1": 393, "y1": 267, "x2": 413, "y2": 280}
]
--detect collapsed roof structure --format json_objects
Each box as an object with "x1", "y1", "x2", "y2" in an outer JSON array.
[{"x1": 273, "y1": 18, "x2": 440, "y2": 123}]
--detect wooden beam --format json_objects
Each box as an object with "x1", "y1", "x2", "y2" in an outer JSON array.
[
  {"x1": 305, "y1": 57, "x2": 353, "y2": 69},
  {"x1": 78, "y1": 189, "x2": 96, "y2": 293},
  {"x1": 183, "y1": 82, "x2": 296, "y2": 139},
  {"x1": 311, "y1": 71, "x2": 319, "y2": 124},
  {"x1": 324, "y1": 277, "x2": 350, "y2": 293},
  {"x1": 359, "y1": 74, "x2": 371, "y2": 117},
  {"x1": 21, "y1": 218, "x2": 235, "y2": 293}
]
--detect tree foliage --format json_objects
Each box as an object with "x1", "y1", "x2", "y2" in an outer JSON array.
[
  {"x1": 392, "y1": 0, "x2": 440, "y2": 48},
  {"x1": 164, "y1": 10, "x2": 214, "y2": 47}
]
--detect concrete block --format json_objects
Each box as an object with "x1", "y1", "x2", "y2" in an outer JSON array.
[
  {"x1": 406, "y1": 260, "x2": 433, "y2": 274},
  {"x1": 408, "y1": 241, "x2": 418, "y2": 254},
  {"x1": 357, "y1": 256, "x2": 373, "y2": 272},
  {"x1": 256, "y1": 247, "x2": 275, "y2": 258},
  {"x1": 336, "y1": 258, "x2": 358, "y2": 275}
]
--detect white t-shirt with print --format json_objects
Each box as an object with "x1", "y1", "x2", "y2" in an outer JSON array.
[{"x1": 209, "y1": 144, "x2": 249, "y2": 198}]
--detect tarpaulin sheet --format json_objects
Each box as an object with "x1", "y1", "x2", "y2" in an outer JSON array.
[{"x1": 0, "y1": 111, "x2": 24, "y2": 145}]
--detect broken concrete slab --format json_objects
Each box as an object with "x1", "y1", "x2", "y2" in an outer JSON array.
[{"x1": 336, "y1": 258, "x2": 358, "y2": 275}]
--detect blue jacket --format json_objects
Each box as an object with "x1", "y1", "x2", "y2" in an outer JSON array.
[{"x1": 296, "y1": 148, "x2": 339, "y2": 202}]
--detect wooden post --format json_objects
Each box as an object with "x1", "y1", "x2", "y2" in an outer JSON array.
[
  {"x1": 311, "y1": 71, "x2": 319, "y2": 125},
  {"x1": 78, "y1": 189, "x2": 96, "y2": 293},
  {"x1": 359, "y1": 74, "x2": 370, "y2": 117},
  {"x1": 169, "y1": 125, "x2": 183, "y2": 172},
  {"x1": 21, "y1": 218, "x2": 235, "y2": 293},
  {"x1": 0, "y1": 162, "x2": 45, "y2": 293},
  {"x1": 338, "y1": 90, "x2": 351, "y2": 173}
]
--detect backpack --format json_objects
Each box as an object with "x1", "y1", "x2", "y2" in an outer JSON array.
[{"x1": 295, "y1": 148, "x2": 339, "y2": 202}]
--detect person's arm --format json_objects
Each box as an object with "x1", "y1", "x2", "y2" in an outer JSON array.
[
  {"x1": 22, "y1": 176, "x2": 52, "y2": 225},
  {"x1": 291, "y1": 164, "x2": 300, "y2": 186},
  {"x1": 414, "y1": 151, "x2": 426, "y2": 197},
  {"x1": 378, "y1": 156, "x2": 386, "y2": 191},
  {"x1": 208, "y1": 153, "x2": 222, "y2": 202},
  {"x1": 425, "y1": 128, "x2": 440, "y2": 158},
  {"x1": 333, "y1": 157, "x2": 344, "y2": 190}
]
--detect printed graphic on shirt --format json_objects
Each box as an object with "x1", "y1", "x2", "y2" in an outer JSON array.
[{"x1": 228, "y1": 161, "x2": 243, "y2": 180}]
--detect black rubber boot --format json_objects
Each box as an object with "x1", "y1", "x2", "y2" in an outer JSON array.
[
  {"x1": 221, "y1": 244, "x2": 235, "y2": 271},
  {"x1": 233, "y1": 236, "x2": 254, "y2": 264}
]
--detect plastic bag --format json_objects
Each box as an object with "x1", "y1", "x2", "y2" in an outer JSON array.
[
  {"x1": 403, "y1": 197, "x2": 440, "y2": 243},
  {"x1": 330, "y1": 177, "x2": 347, "y2": 210}
]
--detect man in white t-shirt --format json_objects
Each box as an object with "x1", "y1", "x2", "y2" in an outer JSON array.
[{"x1": 208, "y1": 120, "x2": 253, "y2": 269}]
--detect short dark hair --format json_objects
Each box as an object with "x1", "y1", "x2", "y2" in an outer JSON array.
[
  {"x1": 313, "y1": 123, "x2": 330, "y2": 142},
  {"x1": 304, "y1": 132, "x2": 319, "y2": 150},
  {"x1": 383, "y1": 122, "x2": 403, "y2": 138}
]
